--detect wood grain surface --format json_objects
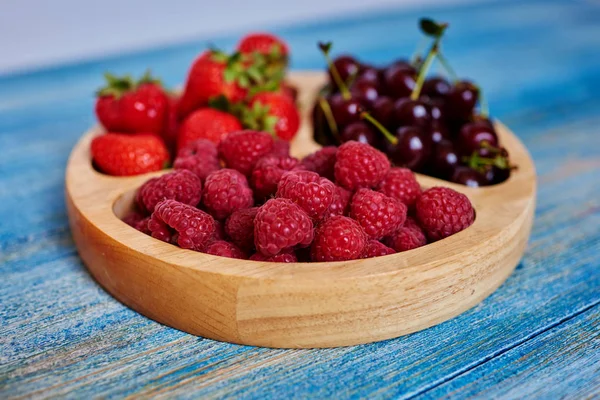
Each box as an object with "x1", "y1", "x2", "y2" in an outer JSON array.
[{"x1": 1, "y1": 0, "x2": 599, "y2": 397}]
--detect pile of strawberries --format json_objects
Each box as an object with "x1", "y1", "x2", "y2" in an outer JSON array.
[
  {"x1": 91, "y1": 33, "x2": 300, "y2": 176},
  {"x1": 123, "y1": 131, "x2": 475, "y2": 262}
]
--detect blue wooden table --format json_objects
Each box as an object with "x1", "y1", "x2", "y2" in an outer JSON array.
[{"x1": 1, "y1": 0, "x2": 599, "y2": 398}]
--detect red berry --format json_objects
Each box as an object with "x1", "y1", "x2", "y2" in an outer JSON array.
[
  {"x1": 173, "y1": 139, "x2": 221, "y2": 182},
  {"x1": 213, "y1": 219, "x2": 226, "y2": 241},
  {"x1": 204, "y1": 240, "x2": 246, "y2": 259},
  {"x1": 237, "y1": 33, "x2": 289, "y2": 58},
  {"x1": 415, "y1": 187, "x2": 475, "y2": 241},
  {"x1": 276, "y1": 170, "x2": 336, "y2": 220},
  {"x1": 137, "y1": 170, "x2": 202, "y2": 213},
  {"x1": 349, "y1": 189, "x2": 407, "y2": 239},
  {"x1": 254, "y1": 198, "x2": 314, "y2": 256},
  {"x1": 323, "y1": 185, "x2": 352, "y2": 219},
  {"x1": 376, "y1": 167, "x2": 421, "y2": 208},
  {"x1": 361, "y1": 240, "x2": 396, "y2": 258},
  {"x1": 218, "y1": 130, "x2": 274, "y2": 176},
  {"x1": 251, "y1": 155, "x2": 303, "y2": 200},
  {"x1": 311, "y1": 216, "x2": 367, "y2": 262},
  {"x1": 270, "y1": 140, "x2": 290, "y2": 157},
  {"x1": 202, "y1": 169, "x2": 254, "y2": 220},
  {"x1": 384, "y1": 217, "x2": 427, "y2": 252},
  {"x1": 301, "y1": 146, "x2": 337, "y2": 181},
  {"x1": 249, "y1": 92, "x2": 300, "y2": 141},
  {"x1": 225, "y1": 207, "x2": 259, "y2": 252},
  {"x1": 177, "y1": 108, "x2": 242, "y2": 150},
  {"x1": 249, "y1": 251, "x2": 298, "y2": 263},
  {"x1": 91, "y1": 133, "x2": 169, "y2": 176},
  {"x1": 334, "y1": 141, "x2": 390, "y2": 190},
  {"x1": 122, "y1": 211, "x2": 151, "y2": 234},
  {"x1": 148, "y1": 199, "x2": 216, "y2": 251}
]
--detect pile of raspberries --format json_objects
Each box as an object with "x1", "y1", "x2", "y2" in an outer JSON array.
[{"x1": 123, "y1": 130, "x2": 475, "y2": 262}]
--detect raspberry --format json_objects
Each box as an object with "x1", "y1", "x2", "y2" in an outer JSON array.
[
  {"x1": 270, "y1": 140, "x2": 290, "y2": 157},
  {"x1": 213, "y1": 219, "x2": 226, "y2": 240},
  {"x1": 322, "y1": 185, "x2": 351, "y2": 219},
  {"x1": 251, "y1": 155, "x2": 303, "y2": 200},
  {"x1": 334, "y1": 141, "x2": 390, "y2": 190},
  {"x1": 202, "y1": 169, "x2": 254, "y2": 220},
  {"x1": 204, "y1": 240, "x2": 246, "y2": 259},
  {"x1": 254, "y1": 198, "x2": 314, "y2": 256},
  {"x1": 311, "y1": 216, "x2": 366, "y2": 262},
  {"x1": 218, "y1": 130, "x2": 274, "y2": 175},
  {"x1": 148, "y1": 199, "x2": 216, "y2": 251},
  {"x1": 361, "y1": 240, "x2": 396, "y2": 258},
  {"x1": 174, "y1": 139, "x2": 221, "y2": 182},
  {"x1": 415, "y1": 187, "x2": 475, "y2": 241},
  {"x1": 249, "y1": 251, "x2": 298, "y2": 263},
  {"x1": 384, "y1": 217, "x2": 427, "y2": 252},
  {"x1": 349, "y1": 188, "x2": 407, "y2": 239},
  {"x1": 276, "y1": 170, "x2": 336, "y2": 220},
  {"x1": 138, "y1": 170, "x2": 202, "y2": 213},
  {"x1": 376, "y1": 167, "x2": 422, "y2": 208},
  {"x1": 225, "y1": 207, "x2": 259, "y2": 251},
  {"x1": 122, "y1": 211, "x2": 151, "y2": 234},
  {"x1": 301, "y1": 146, "x2": 337, "y2": 181}
]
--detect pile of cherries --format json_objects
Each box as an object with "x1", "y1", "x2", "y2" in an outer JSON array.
[{"x1": 312, "y1": 19, "x2": 513, "y2": 187}]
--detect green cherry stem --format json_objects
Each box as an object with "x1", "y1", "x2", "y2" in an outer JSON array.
[
  {"x1": 319, "y1": 43, "x2": 352, "y2": 100},
  {"x1": 360, "y1": 111, "x2": 398, "y2": 145},
  {"x1": 411, "y1": 36, "x2": 429, "y2": 66},
  {"x1": 318, "y1": 96, "x2": 341, "y2": 142},
  {"x1": 436, "y1": 51, "x2": 459, "y2": 83},
  {"x1": 410, "y1": 41, "x2": 439, "y2": 101}
]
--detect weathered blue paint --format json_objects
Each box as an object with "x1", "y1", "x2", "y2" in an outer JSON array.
[{"x1": 1, "y1": 0, "x2": 599, "y2": 398}]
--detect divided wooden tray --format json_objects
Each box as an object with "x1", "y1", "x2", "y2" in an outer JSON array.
[{"x1": 66, "y1": 71, "x2": 536, "y2": 348}]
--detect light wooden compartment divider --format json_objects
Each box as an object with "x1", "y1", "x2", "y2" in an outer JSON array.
[{"x1": 66, "y1": 71, "x2": 536, "y2": 348}]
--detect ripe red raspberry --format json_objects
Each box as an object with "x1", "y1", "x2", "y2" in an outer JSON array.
[
  {"x1": 137, "y1": 170, "x2": 202, "y2": 213},
  {"x1": 349, "y1": 189, "x2": 407, "y2": 239},
  {"x1": 311, "y1": 216, "x2": 367, "y2": 262},
  {"x1": 301, "y1": 146, "x2": 337, "y2": 181},
  {"x1": 249, "y1": 251, "x2": 298, "y2": 263},
  {"x1": 204, "y1": 240, "x2": 246, "y2": 259},
  {"x1": 415, "y1": 187, "x2": 475, "y2": 241},
  {"x1": 270, "y1": 140, "x2": 290, "y2": 157},
  {"x1": 254, "y1": 198, "x2": 314, "y2": 256},
  {"x1": 225, "y1": 207, "x2": 259, "y2": 251},
  {"x1": 174, "y1": 139, "x2": 221, "y2": 182},
  {"x1": 213, "y1": 219, "x2": 226, "y2": 240},
  {"x1": 361, "y1": 240, "x2": 396, "y2": 258},
  {"x1": 384, "y1": 217, "x2": 427, "y2": 252},
  {"x1": 323, "y1": 185, "x2": 351, "y2": 219},
  {"x1": 218, "y1": 130, "x2": 274, "y2": 175},
  {"x1": 376, "y1": 167, "x2": 422, "y2": 208},
  {"x1": 276, "y1": 170, "x2": 336, "y2": 220},
  {"x1": 148, "y1": 199, "x2": 216, "y2": 251},
  {"x1": 334, "y1": 141, "x2": 390, "y2": 190},
  {"x1": 251, "y1": 155, "x2": 303, "y2": 200},
  {"x1": 122, "y1": 211, "x2": 151, "y2": 234},
  {"x1": 202, "y1": 169, "x2": 254, "y2": 220}
]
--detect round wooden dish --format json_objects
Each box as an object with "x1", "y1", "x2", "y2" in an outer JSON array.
[{"x1": 66, "y1": 71, "x2": 536, "y2": 349}]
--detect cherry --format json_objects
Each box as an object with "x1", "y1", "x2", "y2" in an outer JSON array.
[
  {"x1": 428, "y1": 139, "x2": 458, "y2": 178},
  {"x1": 383, "y1": 64, "x2": 416, "y2": 98},
  {"x1": 341, "y1": 121, "x2": 379, "y2": 147},
  {"x1": 458, "y1": 120, "x2": 498, "y2": 155},
  {"x1": 427, "y1": 121, "x2": 450, "y2": 145},
  {"x1": 483, "y1": 166, "x2": 510, "y2": 185},
  {"x1": 447, "y1": 80, "x2": 479, "y2": 120},
  {"x1": 423, "y1": 96, "x2": 447, "y2": 122},
  {"x1": 328, "y1": 93, "x2": 362, "y2": 128},
  {"x1": 385, "y1": 126, "x2": 430, "y2": 170},
  {"x1": 394, "y1": 98, "x2": 430, "y2": 128},
  {"x1": 371, "y1": 97, "x2": 395, "y2": 129},
  {"x1": 329, "y1": 55, "x2": 360, "y2": 88},
  {"x1": 451, "y1": 166, "x2": 487, "y2": 187},
  {"x1": 357, "y1": 65, "x2": 381, "y2": 84},
  {"x1": 350, "y1": 79, "x2": 380, "y2": 106},
  {"x1": 422, "y1": 76, "x2": 452, "y2": 98},
  {"x1": 389, "y1": 59, "x2": 416, "y2": 74},
  {"x1": 312, "y1": 102, "x2": 336, "y2": 146}
]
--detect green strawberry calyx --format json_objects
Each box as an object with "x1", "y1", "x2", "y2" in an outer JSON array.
[{"x1": 96, "y1": 70, "x2": 163, "y2": 98}]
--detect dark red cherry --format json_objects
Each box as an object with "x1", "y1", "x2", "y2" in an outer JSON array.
[
  {"x1": 329, "y1": 55, "x2": 360, "y2": 88},
  {"x1": 312, "y1": 101, "x2": 336, "y2": 146},
  {"x1": 394, "y1": 98, "x2": 430, "y2": 128},
  {"x1": 423, "y1": 96, "x2": 447, "y2": 122},
  {"x1": 341, "y1": 121, "x2": 379, "y2": 147},
  {"x1": 383, "y1": 64, "x2": 416, "y2": 98},
  {"x1": 389, "y1": 59, "x2": 417, "y2": 74},
  {"x1": 357, "y1": 65, "x2": 381, "y2": 84},
  {"x1": 429, "y1": 139, "x2": 459, "y2": 178},
  {"x1": 458, "y1": 120, "x2": 498, "y2": 155},
  {"x1": 451, "y1": 166, "x2": 487, "y2": 187},
  {"x1": 385, "y1": 126, "x2": 430, "y2": 170},
  {"x1": 448, "y1": 80, "x2": 479, "y2": 120},
  {"x1": 427, "y1": 121, "x2": 450, "y2": 145},
  {"x1": 483, "y1": 166, "x2": 510, "y2": 185},
  {"x1": 328, "y1": 93, "x2": 362, "y2": 128},
  {"x1": 422, "y1": 76, "x2": 452, "y2": 99},
  {"x1": 350, "y1": 79, "x2": 380, "y2": 106},
  {"x1": 371, "y1": 96, "x2": 395, "y2": 129}
]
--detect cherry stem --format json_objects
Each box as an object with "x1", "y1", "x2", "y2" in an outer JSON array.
[
  {"x1": 477, "y1": 85, "x2": 489, "y2": 118},
  {"x1": 436, "y1": 51, "x2": 459, "y2": 83},
  {"x1": 410, "y1": 41, "x2": 439, "y2": 101},
  {"x1": 411, "y1": 37, "x2": 428, "y2": 66},
  {"x1": 320, "y1": 47, "x2": 351, "y2": 100},
  {"x1": 360, "y1": 111, "x2": 398, "y2": 145},
  {"x1": 318, "y1": 96, "x2": 340, "y2": 142}
]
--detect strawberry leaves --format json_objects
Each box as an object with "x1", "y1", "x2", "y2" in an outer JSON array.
[{"x1": 96, "y1": 70, "x2": 163, "y2": 98}]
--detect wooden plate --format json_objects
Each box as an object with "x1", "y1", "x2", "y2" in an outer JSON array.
[{"x1": 66, "y1": 71, "x2": 536, "y2": 348}]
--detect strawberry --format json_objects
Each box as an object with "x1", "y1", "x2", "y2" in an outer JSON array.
[
  {"x1": 237, "y1": 33, "x2": 289, "y2": 60},
  {"x1": 91, "y1": 133, "x2": 169, "y2": 176},
  {"x1": 178, "y1": 108, "x2": 242, "y2": 150},
  {"x1": 244, "y1": 92, "x2": 300, "y2": 141},
  {"x1": 163, "y1": 94, "x2": 180, "y2": 152},
  {"x1": 95, "y1": 71, "x2": 169, "y2": 135}
]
